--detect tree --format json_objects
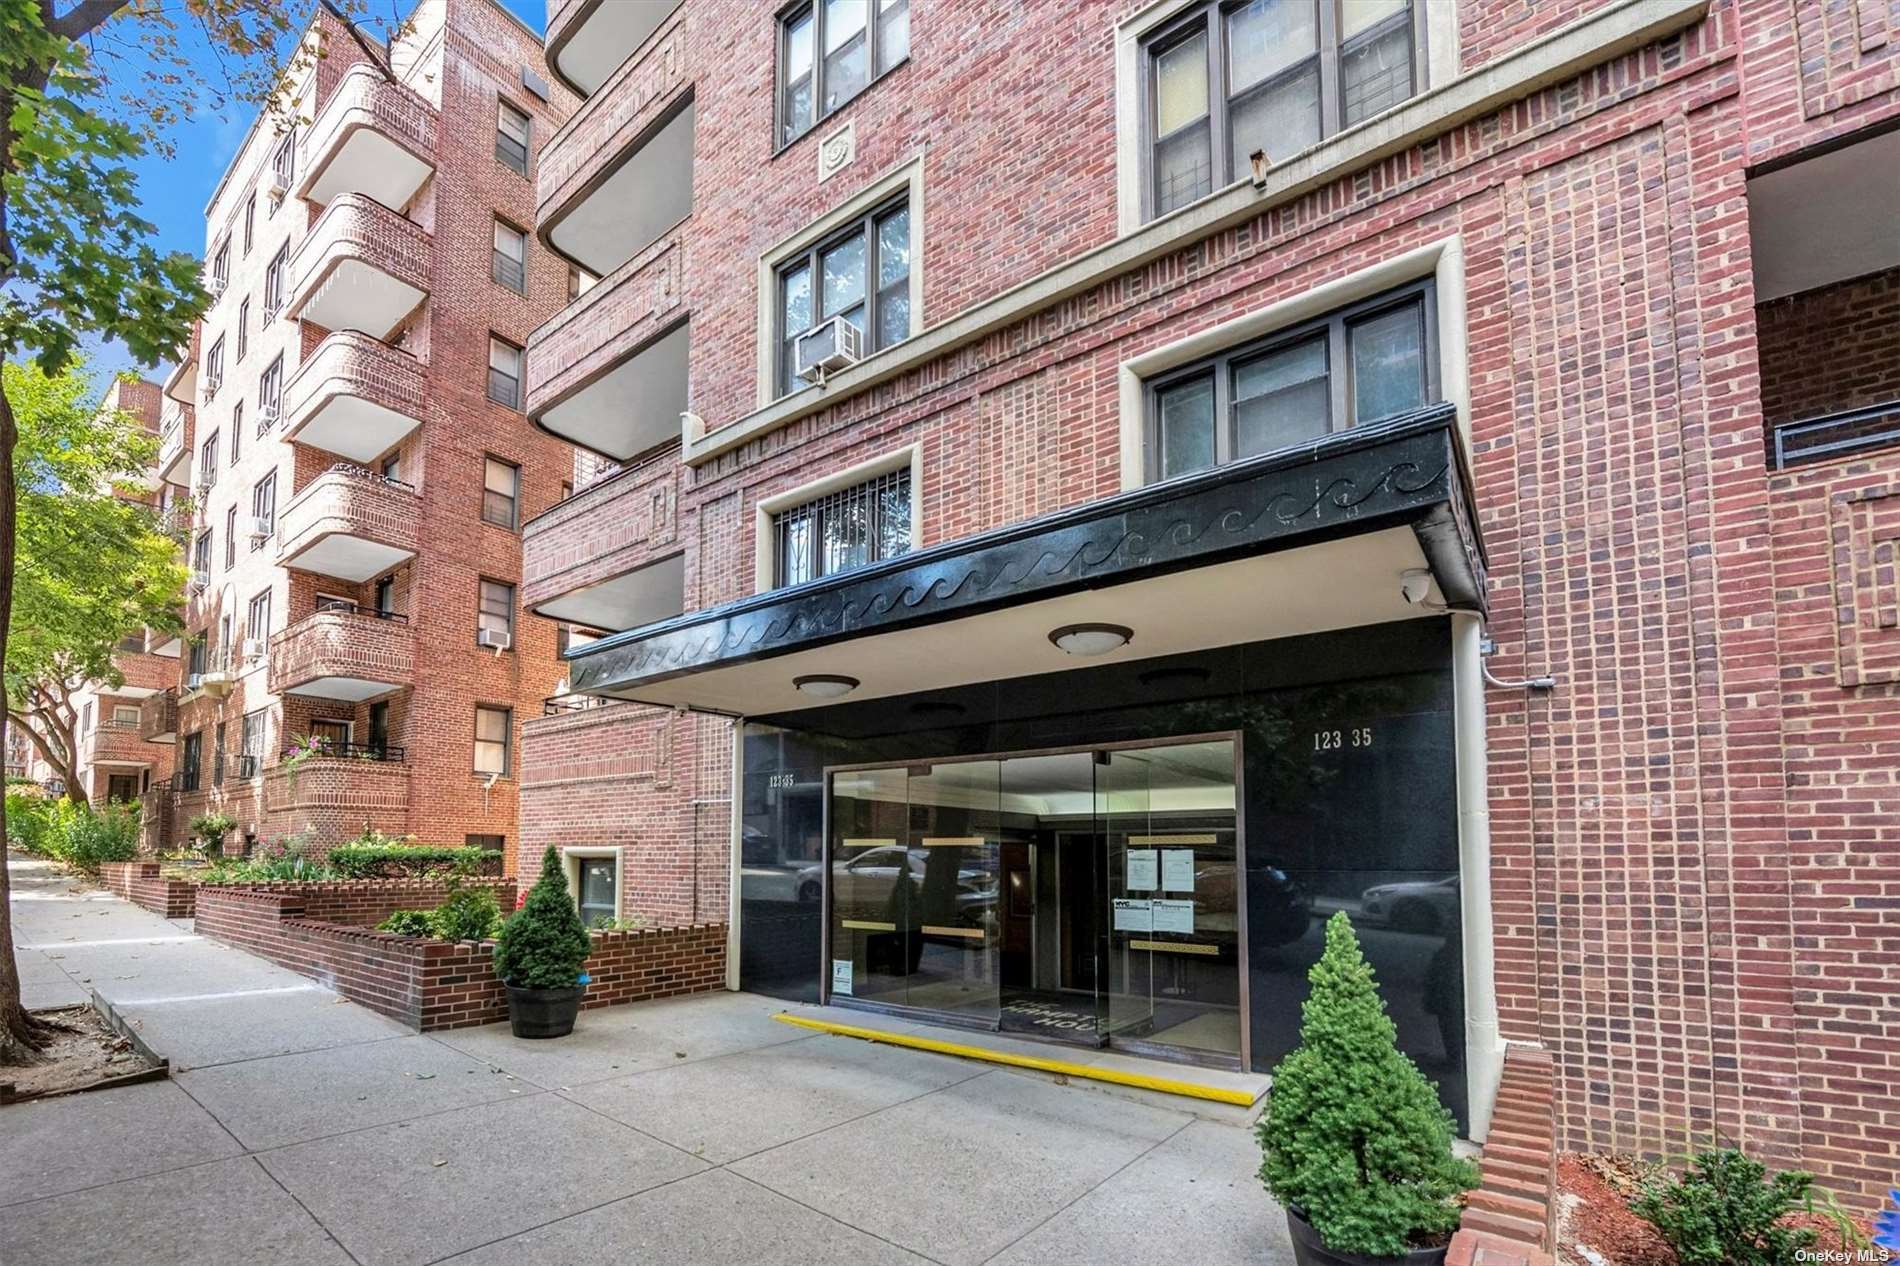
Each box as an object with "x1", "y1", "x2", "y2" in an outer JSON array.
[
  {"x1": 0, "y1": 0, "x2": 400, "y2": 1064},
  {"x1": 4, "y1": 359, "x2": 185, "y2": 806}
]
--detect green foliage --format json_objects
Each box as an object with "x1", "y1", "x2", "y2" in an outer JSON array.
[
  {"x1": 493, "y1": 847, "x2": 593, "y2": 989},
  {"x1": 1257, "y1": 912, "x2": 1478, "y2": 1257},
  {"x1": 3, "y1": 794, "x2": 135, "y2": 868},
  {"x1": 327, "y1": 843, "x2": 502, "y2": 879},
  {"x1": 377, "y1": 910, "x2": 434, "y2": 938},
  {"x1": 588, "y1": 914, "x2": 650, "y2": 932},
  {"x1": 430, "y1": 882, "x2": 503, "y2": 942},
  {"x1": 196, "y1": 854, "x2": 340, "y2": 885},
  {"x1": 1632, "y1": 1150, "x2": 1817, "y2": 1266},
  {"x1": 188, "y1": 811, "x2": 236, "y2": 853}
]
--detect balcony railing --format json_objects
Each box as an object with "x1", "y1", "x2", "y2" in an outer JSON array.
[
  {"x1": 278, "y1": 742, "x2": 406, "y2": 763},
  {"x1": 267, "y1": 606, "x2": 416, "y2": 701},
  {"x1": 282, "y1": 331, "x2": 425, "y2": 463},
  {"x1": 1770, "y1": 398, "x2": 1900, "y2": 470},
  {"x1": 284, "y1": 193, "x2": 431, "y2": 339},
  {"x1": 543, "y1": 694, "x2": 613, "y2": 715},
  {"x1": 297, "y1": 63, "x2": 437, "y2": 211},
  {"x1": 275, "y1": 463, "x2": 422, "y2": 582}
]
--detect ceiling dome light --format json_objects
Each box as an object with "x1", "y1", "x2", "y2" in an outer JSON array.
[
  {"x1": 1048, "y1": 623, "x2": 1133, "y2": 657},
  {"x1": 793, "y1": 674, "x2": 860, "y2": 699}
]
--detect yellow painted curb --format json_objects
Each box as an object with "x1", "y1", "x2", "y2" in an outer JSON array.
[{"x1": 772, "y1": 1013, "x2": 1258, "y2": 1107}]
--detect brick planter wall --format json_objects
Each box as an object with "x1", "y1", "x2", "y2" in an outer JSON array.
[
  {"x1": 1448, "y1": 1047, "x2": 1557, "y2": 1266},
  {"x1": 193, "y1": 878, "x2": 724, "y2": 1030},
  {"x1": 97, "y1": 861, "x2": 195, "y2": 920}
]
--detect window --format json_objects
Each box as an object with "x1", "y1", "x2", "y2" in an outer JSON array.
[
  {"x1": 467, "y1": 833, "x2": 505, "y2": 851},
  {"x1": 224, "y1": 506, "x2": 237, "y2": 569},
  {"x1": 236, "y1": 299, "x2": 250, "y2": 362},
  {"x1": 263, "y1": 243, "x2": 288, "y2": 315},
  {"x1": 310, "y1": 718, "x2": 352, "y2": 752},
  {"x1": 251, "y1": 472, "x2": 277, "y2": 543},
  {"x1": 374, "y1": 575, "x2": 396, "y2": 615},
  {"x1": 231, "y1": 402, "x2": 244, "y2": 461},
  {"x1": 778, "y1": 0, "x2": 910, "y2": 147},
  {"x1": 271, "y1": 131, "x2": 296, "y2": 195},
  {"x1": 487, "y1": 336, "x2": 522, "y2": 409},
  {"x1": 367, "y1": 700, "x2": 389, "y2": 755},
  {"x1": 179, "y1": 731, "x2": 202, "y2": 792},
  {"x1": 473, "y1": 705, "x2": 511, "y2": 776},
  {"x1": 556, "y1": 625, "x2": 598, "y2": 657},
  {"x1": 316, "y1": 591, "x2": 357, "y2": 615},
  {"x1": 1146, "y1": 281, "x2": 1435, "y2": 482},
  {"x1": 492, "y1": 219, "x2": 527, "y2": 294},
  {"x1": 1144, "y1": 0, "x2": 1423, "y2": 218},
  {"x1": 82, "y1": 702, "x2": 93, "y2": 735},
  {"x1": 381, "y1": 452, "x2": 402, "y2": 483},
  {"x1": 192, "y1": 530, "x2": 212, "y2": 576},
  {"x1": 198, "y1": 432, "x2": 219, "y2": 488},
  {"x1": 205, "y1": 337, "x2": 225, "y2": 395},
  {"x1": 240, "y1": 709, "x2": 267, "y2": 777},
  {"x1": 259, "y1": 355, "x2": 283, "y2": 431},
  {"x1": 577, "y1": 856, "x2": 617, "y2": 927},
  {"x1": 247, "y1": 588, "x2": 272, "y2": 643},
  {"x1": 212, "y1": 721, "x2": 227, "y2": 786},
  {"x1": 243, "y1": 194, "x2": 256, "y2": 254},
  {"x1": 478, "y1": 579, "x2": 515, "y2": 644},
  {"x1": 211, "y1": 240, "x2": 230, "y2": 292},
  {"x1": 482, "y1": 457, "x2": 520, "y2": 528},
  {"x1": 776, "y1": 197, "x2": 910, "y2": 395},
  {"x1": 496, "y1": 99, "x2": 531, "y2": 175},
  {"x1": 187, "y1": 636, "x2": 208, "y2": 678},
  {"x1": 111, "y1": 704, "x2": 141, "y2": 726},
  {"x1": 773, "y1": 465, "x2": 911, "y2": 586}
]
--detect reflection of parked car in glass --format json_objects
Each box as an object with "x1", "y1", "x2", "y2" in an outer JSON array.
[
  {"x1": 800, "y1": 846, "x2": 994, "y2": 920},
  {"x1": 1359, "y1": 875, "x2": 1459, "y2": 933}
]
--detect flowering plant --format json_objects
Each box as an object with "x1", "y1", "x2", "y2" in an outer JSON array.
[
  {"x1": 1875, "y1": 1188, "x2": 1900, "y2": 1252},
  {"x1": 280, "y1": 735, "x2": 333, "y2": 793}
]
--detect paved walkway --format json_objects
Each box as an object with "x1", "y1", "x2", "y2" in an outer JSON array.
[{"x1": 0, "y1": 854, "x2": 1293, "y2": 1265}]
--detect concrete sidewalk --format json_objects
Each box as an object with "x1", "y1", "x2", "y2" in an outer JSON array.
[{"x1": 0, "y1": 854, "x2": 1293, "y2": 1265}]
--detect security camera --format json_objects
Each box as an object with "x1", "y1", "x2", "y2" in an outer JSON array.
[{"x1": 1399, "y1": 570, "x2": 1433, "y2": 605}]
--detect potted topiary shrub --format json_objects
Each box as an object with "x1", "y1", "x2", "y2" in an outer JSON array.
[
  {"x1": 492, "y1": 846, "x2": 593, "y2": 1039},
  {"x1": 1259, "y1": 912, "x2": 1479, "y2": 1266}
]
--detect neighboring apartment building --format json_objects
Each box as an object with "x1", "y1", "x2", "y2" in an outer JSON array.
[
  {"x1": 19, "y1": 377, "x2": 180, "y2": 805},
  {"x1": 140, "y1": 0, "x2": 578, "y2": 860},
  {"x1": 515, "y1": 0, "x2": 1900, "y2": 1207}
]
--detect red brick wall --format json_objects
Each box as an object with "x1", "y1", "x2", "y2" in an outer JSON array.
[
  {"x1": 193, "y1": 877, "x2": 723, "y2": 1030},
  {"x1": 97, "y1": 862, "x2": 196, "y2": 919},
  {"x1": 1756, "y1": 266, "x2": 1900, "y2": 426},
  {"x1": 1453, "y1": 1046, "x2": 1558, "y2": 1258}
]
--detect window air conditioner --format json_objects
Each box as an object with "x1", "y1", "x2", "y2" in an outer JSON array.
[
  {"x1": 188, "y1": 571, "x2": 211, "y2": 593},
  {"x1": 268, "y1": 171, "x2": 290, "y2": 199},
  {"x1": 240, "y1": 637, "x2": 267, "y2": 661},
  {"x1": 248, "y1": 516, "x2": 273, "y2": 541},
  {"x1": 477, "y1": 628, "x2": 512, "y2": 652},
  {"x1": 794, "y1": 314, "x2": 863, "y2": 383},
  {"x1": 185, "y1": 673, "x2": 205, "y2": 691},
  {"x1": 206, "y1": 275, "x2": 227, "y2": 298}
]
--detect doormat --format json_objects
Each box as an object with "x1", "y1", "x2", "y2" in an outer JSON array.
[{"x1": 1001, "y1": 997, "x2": 1098, "y2": 1034}]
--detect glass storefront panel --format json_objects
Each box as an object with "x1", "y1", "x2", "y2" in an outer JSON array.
[
  {"x1": 828, "y1": 765, "x2": 912, "y2": 1006},
  {"x1": 900, "y1": 761, "x2": 1000, "y2": 1022}
]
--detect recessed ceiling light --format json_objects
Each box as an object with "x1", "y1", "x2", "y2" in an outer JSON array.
[
  {"x1": 793, "y1": 674, "x2": 859, "y2": 699},
  {"x1": 1048, "y1": 623, "x2": 1133, "y2": 657}
]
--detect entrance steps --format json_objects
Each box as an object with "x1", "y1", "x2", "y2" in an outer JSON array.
[{"x1": 775, "y1": 1004, "x2": 1271, "y2": 1126}]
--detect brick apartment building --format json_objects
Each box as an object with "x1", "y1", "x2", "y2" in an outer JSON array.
[
  {"x1": 137, "y1": 0, "x2": 582, "y2": 862},
  {"x1": 512, "y1": 0, "x2": 1900, "y2": 1206},
  {"x1": 15, "y1": 377, "x2": 180, "y2": 806}
]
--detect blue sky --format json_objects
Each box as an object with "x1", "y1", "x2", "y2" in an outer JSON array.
[{"x1": 90, "y1": 0, "x2": 545, "y2": 386}]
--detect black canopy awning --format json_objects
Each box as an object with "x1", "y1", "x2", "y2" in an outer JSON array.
[{"x1": 568, "y1": 401, "x2": 1486, "y2": 710}]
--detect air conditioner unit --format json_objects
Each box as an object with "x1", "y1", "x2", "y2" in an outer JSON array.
[
  {"x1": 477, "y1": 628, "x2": 512, "y2": 652},
  {"x1": 247, "y1": 516, "x2": 273, "y2": 542},
  {"x1": 258, "y1": 403, "x2": 280, "y2": 427},
  {"x1": 185, "y1": 672, "x2": 205, "y2": 691},
  {"x1": 268, "y1": 171, "x2": 290, "y2": 199},
  {"x1": 187, "y1": 570, "x2": 211, "y2": 593},
  {"x1": 794, "y1": 314, "x2": 863, "y2": 383},
  {"x1": 203, "y1": 375, "x2": 222, "y2": 401},
  {"x1": 240, "y1": 637, "x2": 267, "y2": 661},
  {"x1": 205, "y1": 275, "x2": 227, "y2": 298}
]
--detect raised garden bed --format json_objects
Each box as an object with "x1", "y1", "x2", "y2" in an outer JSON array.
[{"x1": 97, "y1": 860, "x2": 197, "y2": 919}]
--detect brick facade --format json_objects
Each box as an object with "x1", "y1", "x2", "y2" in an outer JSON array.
[
  {"x1": 193, "y1": 877, "x2": 723, "y2": 1030},
  {"x1": 145, "y1": 0, "x2": 586, "y2": 863},
  {"x1": 96, "y1": 862, "x2": 196, "y2": 920},
  {"x1": 516, "y1": 0, "x2": 1900, "y2": 1211}
]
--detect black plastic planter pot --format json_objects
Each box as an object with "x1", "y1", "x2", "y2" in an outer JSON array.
[
  {"x1": 504, "y1": 983, "x2": 584, "y2": 1039},
  {"x1": 1285, "y1": 1209, "x2": 1450, "y2": 1266}
]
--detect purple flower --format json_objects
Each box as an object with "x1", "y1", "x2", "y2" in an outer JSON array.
[{"x1": 1874, "y1": 1187, "x2": 1900, "y2": 1251}]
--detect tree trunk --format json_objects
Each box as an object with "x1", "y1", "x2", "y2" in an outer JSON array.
[{"x1": 11, "y1": 711, "x2": 88, "y2": 810}]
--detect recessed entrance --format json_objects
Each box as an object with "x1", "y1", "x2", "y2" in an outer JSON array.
[{"x1": 825, "y1": 737, "x2": 1242, "y2": 1065}]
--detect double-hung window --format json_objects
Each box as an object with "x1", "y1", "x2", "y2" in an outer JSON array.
[
  {"x1": 271, "y1": 132, "x2": 296, "y2": 198},
  {"x1": 210, "y1": 241, "x2": 229, "y2": 295},
  {"x1": 259, "y1": 355, "x2": 283, "y2": 432},
  {"x1": 242, "y1": 195, "x2": 256, "y2": 254},
  {"x1": 236, "y1": 299, "x2": 250, "y2": 362},
  {"x1": 473, "y1": 705, "x2": 511, "y2": 776},
  {"x1": 240, "y1": 709, "x2": 267, "y2": 778},
  {"x1": 230, "y1": 404, "x2": 243, "y2": 464},
  {"x1": 776, "y1": 198, "x2": 910, "y2": 395},
  {"x1": 179, "y1": 731, "x2": 203, "y2": 792},
  {"x1": 477, "y1": 580, "x2": 515, "y2": 645},
  {"x1": 224, "y1": 506, "x2": 237, "y2": 569},
  {"x1": 492, "y1": 219, "x2": 527, "y2": 294},
  {"x1": 263, "y1": 244, "x2": 288, "y2": 316},
  {"x1": 251, "y1": 472, "x2": 277, "y2": 544},
  {"x1": 496, "y1": 100, "x2": 531, "y2": 175},
  {"x1": 1146, "y1": 280, "x2": 1436, "y2": 481},
  {"x1": 204, "y1": 337, "x2": 225, "y2": 396},
  {"x1": 773, "y1": 465, "x2": 911, "y2": 587},
  {"x1": 482, "y1": 458, "x2": 519, "y2": 529},
  {"x1": 198, "y1": 433, "x2": 219, "y2": 489},
  {"x1": 487, "y1": 336, "x2": 522, "y2": 409},
  {"x1": 778, "y1": 0, "x2": 910, "y2": 148},
  {"x1": 247, "y1": 589, "x2": 272, "y2": 645},
  {"x1": 1144, "y1": 0, "x2": 1423, "y2": 219}
]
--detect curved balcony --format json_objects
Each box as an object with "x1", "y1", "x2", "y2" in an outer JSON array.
[
  {"x1": 141, "y1": 688, "x2": 178, "y2": 744},
  {"x1": 283, "y1": 332, "x2": 424, "y2": 463},
  {"x1": 298, "y1": 63, "x2": 438, "y2": 212},
  {"x1": 540, "y1": 7, "x2": 692, "y2": 279},
  {"x1": 522, "y1": 450, "x2": 685, "y2": 632},
  {"x1": 264, "y1": 750, "x2": 408, "y2": 818},
  {"x1": 527, "y1": 227, "x2": 687, "y2": 459},
  {"x1": 276, "y1": 463, "x2": 421, "y2": 583},
  {"x1": 81, "y1": 718, "x2": 151, "y2": 768},
  {"x1": 268, "y1": 608, "x2": 414, "y2": 702},
  {"x1": 546, "y1": 0, "x2": 684, "y2": 98},
  {"x1": 284, "y1": 193, "x2": 431, "y2": 339}
]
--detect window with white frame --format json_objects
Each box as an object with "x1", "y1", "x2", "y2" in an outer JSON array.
[
  {"x1": 773, "y1": 464, "x2": 912, "y2": 587},
  {"x1": 1142, "y1": 0, "x2": 1425, "y2": 219},
  {"x1": 473, "y1": 705, "x2": 511, "y2": 775}
]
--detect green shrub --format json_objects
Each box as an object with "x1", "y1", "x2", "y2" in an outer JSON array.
[
  {"x1": 63, "y1": 800, "x2": 139, "y2": 868},
  {"x1": 430, "y1": 882, "x2": 503, "y2": 942},
  {"x1": 188, "y1": 811, "x2": 236, "y2": 856},
  {"x1": 377, "y1": 910, "x2": 435, "y2": 937},
  {"x1": 5, "y1": 790, "x2": 54, "y2": 854},
  {"x1": 328, "y1": 843, "x2": 501, "y2": 879},
  {"x1": 1632, "y1": 1149, "x2": 1817, "y2": 1266},
  {"x1": 1257, "y1": 912, "x2": 1478, "y2": 1257},
  {"x1": 493, "y1": 846, "x2": 592, "y2": 989}
]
